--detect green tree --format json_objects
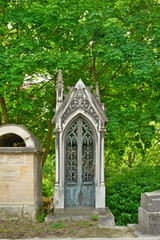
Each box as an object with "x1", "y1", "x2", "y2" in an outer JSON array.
[{"x1": 0, "y1": 0, "x2": 159, "y2": 168}]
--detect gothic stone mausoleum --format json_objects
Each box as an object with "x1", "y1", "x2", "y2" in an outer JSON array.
[{"x1": 52, "y1": 71, "x2": 110, "y2": 217}]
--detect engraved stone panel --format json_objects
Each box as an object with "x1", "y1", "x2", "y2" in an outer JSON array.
[
  {"x1": 0, "y1": 166, "x2": 20, "y2": 182},
  {"x1": 0, "y1": 155, "x2": 25, "y2": 166},
  {"x1": 0, "y1": 154, "x2": 34, "y2": 204}
]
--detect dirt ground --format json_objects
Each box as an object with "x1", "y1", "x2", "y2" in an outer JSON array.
[{"x1": 0, "y1": 218, "x2": 135, "y2": 239}]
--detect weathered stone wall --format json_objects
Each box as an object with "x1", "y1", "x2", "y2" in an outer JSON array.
[
  {"x1": 0, "y1": 152, "x2": 43, "y2": 221},
  {"x1": 0, "y1": 153, "x2": 34, "y2": 204},
  {"x1": 138, "y1": 191, "x2": 160, "y2": 234},
  {"x1": 0, "y1": 124, "x2": 43, "y2": 221}
]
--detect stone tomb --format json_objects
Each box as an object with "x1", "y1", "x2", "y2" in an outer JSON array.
[
  {"x1": 138, "y1": 191, "x2": 160, "y2": 234},
  {"x1": 0, "y1": 124, "x2": 43, "y2": 221},
  {"x1": 47, "y1": 70, "x2": 115, "y2": 226}
]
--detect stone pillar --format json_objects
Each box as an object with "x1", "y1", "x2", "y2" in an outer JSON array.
[
  {"x1": 55, "y1": 129, "x2": 60, "y2": 185},
  {"x1": 96, "y1": 130, "x2": 105, "y2": 209},
  {"x1": 100, "y1": 131, "x2": 105, "y2": 185},
  {"x1": 138, "y1": 191, "x2": 160, "y2": 234},
  {"x1": 54, "y1": 128, "x2": 64, "y2": 210}
]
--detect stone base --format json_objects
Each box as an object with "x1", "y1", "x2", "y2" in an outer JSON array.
[
  {"x1": 138, "y1": 207, "x2": 160, "y2": 234},
  {"x1": 45, "y1": 207, "x2": 115, "y2": 227},
  {"x1": 98, "y1": 208, "x2": 115, "y2": 227},
  {"x1": 54, "y1": 186, "x2": 64, "y2": 209},
  {"x1": 54, "y1": 207, "x2": 107, "y2": 216},
  {"x1": 0, "y1": 202, "x2": 43, "y2": 222}
]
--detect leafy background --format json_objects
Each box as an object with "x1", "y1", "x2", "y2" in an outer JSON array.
[{"x1": 0, "y1": 0, "x2": 160, "y2": 225}]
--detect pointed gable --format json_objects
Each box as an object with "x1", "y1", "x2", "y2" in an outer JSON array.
[{"x1": 52, "y1": 79, "x2": 108, "y2": 129}]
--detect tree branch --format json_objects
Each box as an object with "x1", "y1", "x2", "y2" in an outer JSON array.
[
  {"x1": 146, "y1": 140, "x2": 160, "y2": 159},
  {"x1": 45, "y1": 26, "x2": 60, "y2": 41},
  {"x1": 97, "y1": 62, "x2": 110, "y2": 77},
  {"x1": 103, "y1": 62, "x2": 129, "y2": 90},
  {"x1": 129, "y1": 0, "x2": 135, "y2": 7},
  {"x1": 78, "y1": 38, "x2": 92, "y2": 52},
  {"x1": 71, "y1": 60, "x2": 90, "y2": 76},
  {"x1": 103, "y1": 64, "x2": 123, "y2": 90},
  {"x1": 30, "y1": 77, "x2": 55, "y2": 97}
]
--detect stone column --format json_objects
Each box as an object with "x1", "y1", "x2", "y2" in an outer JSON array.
[
  {"x1": 54, "y1": 128, "x2": 64, "y2": 210},
  {"x1": 55, "y1": 129, "x2": 60, "y2": 185},
  {"x1": 96, "y1": 129, "x2": 106, "y2": 209},
  {"x1": 100, "y1": 129, "x2": 106, "y2": 185}
]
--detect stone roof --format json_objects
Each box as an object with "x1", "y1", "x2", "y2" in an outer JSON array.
[
  {"x1": 0, "y1": 124, "x2": 43, "y2": 153},
  {"x1": 52, "y1": 79, "x2": 108, "y2": 126}
]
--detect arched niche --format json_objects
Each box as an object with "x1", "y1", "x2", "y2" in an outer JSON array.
[
  {"x1": 0, "y1": 124, "x2": 42, "y2": 152},
  {"x1": 0, "y1": 133, "x2": 26, "y2": 147}
]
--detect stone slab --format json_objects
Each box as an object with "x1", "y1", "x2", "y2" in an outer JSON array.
[
  {"x1": 128, "y1": 224, "x2": 160, "y2": 238},
  {"x1": 141, "y1": 191, "x2": 160, "y2": 212},
  {"x1": 45, "y1": 207, "x2": 115, "y2": 227},
  {"x1": 0, "y1": 203, "x2": 43, "y2": 222},
  {"x1": 138, "y1": 207, "x2": 160, "y2": 234},
  {"x1": 98, "y1": 209, "x2": 115, "y2": 227},
  {"x1": 2, "y1": 238, "x2": 160, "y2": 240}
]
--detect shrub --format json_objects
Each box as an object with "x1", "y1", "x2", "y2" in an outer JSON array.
[
  {"x1": 42, "y1": 154, "x2": 55, "y2": 198},
  {"x1": 105, "y1": 164, "x2": 160, "y2": 225},
  {"x1": 38, "y1": 213, "x2": 45, "y2": 223}
]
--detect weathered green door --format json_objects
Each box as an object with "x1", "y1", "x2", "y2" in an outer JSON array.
[{"x1": 64, "y1": 117, "x2": 95, "y2": 207}]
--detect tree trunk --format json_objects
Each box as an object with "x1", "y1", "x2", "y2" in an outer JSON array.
[
  {"x1": 0, "y1": 112, "x2": 2, "y2": 125},
  {"x1": 42, "y1": 120, "x2": 53, "y2": 168},
  {"x1": 17, "y1": 112, "x2": 21, "y2": 124},
  {"x1": 0, "y1": 97, "x2": 10, "y2": 124}
]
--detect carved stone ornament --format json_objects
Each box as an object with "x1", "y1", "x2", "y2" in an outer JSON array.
[{"x1": 61, "y1": 89, "x2": 99, "y2": 124}]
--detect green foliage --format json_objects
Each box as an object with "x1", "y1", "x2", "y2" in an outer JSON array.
[
  {"x1": 106, "y1": 164, "x2": 160, "y2": 225},
  {"x1": 91, "y1": 215, "x2": 98, "y2": 221},
  {"x1": 52, "y1": 221, "x2": 64, "y2": 230},
  {"x1": 38, "y1": 213, "x2": 45, "y2": 223},
  {"x1": 0, "y1": 0, "x2": 160, "y2": 196},
  {"x1": 42, "y1": 154, "x2": 55, "y2": 197},
  {"x1": 68, "y1": 229, "x2": 75, "y2": 233}
]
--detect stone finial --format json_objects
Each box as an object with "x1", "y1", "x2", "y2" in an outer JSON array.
[
  {"x1": 56, "y1": 70, "x2": 64, "y2": 110},
  {"x1": 95, "y1": 82, "x2": 100, "y2": 101},
  {"x1": 56, "y1": 70, "x2": 64, "y2": 91},
  {"x1": 75, "y1": 79, "x2": 85, "y2": 89}
]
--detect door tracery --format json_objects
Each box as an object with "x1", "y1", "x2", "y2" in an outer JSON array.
[{"x1": 64, "y1": 117, "x2": 95, "y2": 207}]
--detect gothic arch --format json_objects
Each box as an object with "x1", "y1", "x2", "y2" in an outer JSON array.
[
  {"x1": 62, "y1": 113, "x2": 98, "y2": 143},
  {"x1": 63, "y1": 116, "x2": 96, "y2": 207}
]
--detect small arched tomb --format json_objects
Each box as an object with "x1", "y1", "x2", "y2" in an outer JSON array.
[
  {"x1": 0, "y1": 124, "x2": 42, "y2": 152},
  {"x1": 0, "y1": 124, "x2": 43, "y2": 221}
]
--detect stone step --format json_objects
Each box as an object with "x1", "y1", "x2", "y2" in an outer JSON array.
[{"x1": 45, "y1": 207, "x2": 115, "y2": 227}]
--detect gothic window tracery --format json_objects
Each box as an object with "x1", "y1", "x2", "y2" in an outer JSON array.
[{"x1": 65, "y1": 118, "x2": 94, "y2": 183}]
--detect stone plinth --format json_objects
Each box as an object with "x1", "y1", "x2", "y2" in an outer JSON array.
[
  {"x1": 0, "y1": 124, "x2": 43, "y2": 221},
  {"x1": 45, "y1": 207, "x2": 115, "y2": 227},
  {"x1": 138, "y1": 191, "x2": 160, "y2": 234}
]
